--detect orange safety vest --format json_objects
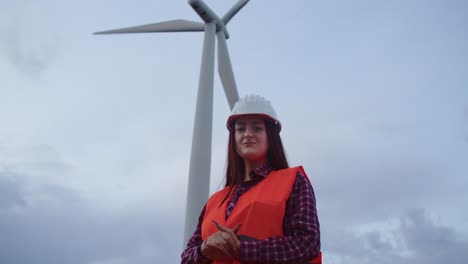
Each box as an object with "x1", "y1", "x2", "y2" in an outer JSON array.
[{"x1": 201, "y1": 166, "x2": 322, "y2": 264}]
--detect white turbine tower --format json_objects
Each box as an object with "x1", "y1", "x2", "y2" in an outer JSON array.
[{"x1": 94, "y1": 0, "x2": 249, "y2": 244}]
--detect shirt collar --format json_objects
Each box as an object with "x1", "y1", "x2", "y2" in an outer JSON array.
[{"x1": 249, "y1": 163, "x2": 273, "y2": 180}]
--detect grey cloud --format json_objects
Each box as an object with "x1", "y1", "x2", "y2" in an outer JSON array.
[
  {"x1": 0, "y1": 170, "x2": 26, "y2": 209},
  {"x1": 0, "y1": 170, "x2": 184, "y2": 264},
  {"x1": 400, "y1": 209, "x2": 468, "y2": 264},
  {"x1": 323, "y1": 209, "x2": 468, "y2": 264},
  {"x1": 0, "y1": 2, "x2": 58, "y2": 77},
  {"x1": 2, "y1": 29, "x2": 57, "y2": 76}
]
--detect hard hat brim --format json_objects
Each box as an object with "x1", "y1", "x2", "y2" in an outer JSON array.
[{"x1": 226, "y1": 113, "x2": 282, "y2": 132}]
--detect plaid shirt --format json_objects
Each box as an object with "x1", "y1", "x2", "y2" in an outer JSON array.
[{"x1": 181, "y1": 164, "x2": 320, "y2": 263}]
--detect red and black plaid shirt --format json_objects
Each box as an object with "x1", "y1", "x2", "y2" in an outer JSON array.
[{"x1": 181, "y1": 164, "x2": 320, "y2": 263}]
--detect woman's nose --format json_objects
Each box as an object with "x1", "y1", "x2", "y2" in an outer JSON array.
[{"x1": 244, "y1": 127, "x2": 254, "y2": 136}]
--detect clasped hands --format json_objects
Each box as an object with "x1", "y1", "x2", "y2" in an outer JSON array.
[{"x1": 201, "y1": 220, "x2": 241, "y2": 260}]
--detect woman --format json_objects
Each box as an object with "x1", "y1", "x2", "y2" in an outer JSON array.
[{"x1": 181, "y1": 94, "x2": 321, "y2": 263}]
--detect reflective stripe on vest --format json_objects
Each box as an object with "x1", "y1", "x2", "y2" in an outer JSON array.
[{"x1": 201, "y1": 166, "x2": 322, "y2": 264}]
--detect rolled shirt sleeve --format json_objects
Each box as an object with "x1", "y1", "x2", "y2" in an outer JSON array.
[{"x1": 181, "y1": 205, "x2": 212, "y2": 264}]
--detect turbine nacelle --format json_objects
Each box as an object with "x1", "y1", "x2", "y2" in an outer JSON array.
[
  {"x1": 189, "y1": 0, "x2": 228, "y2": 38},
  {"x1": 189, "y1": 0, "x2": 250, "y2": 39}
]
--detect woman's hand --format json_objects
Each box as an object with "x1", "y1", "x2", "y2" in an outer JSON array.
[{"x1": 201, "y1": 222, "x2": 241, "y2": 260}]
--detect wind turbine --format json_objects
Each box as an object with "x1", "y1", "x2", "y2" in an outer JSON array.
[{"x1": 94, "y1": 0, "x2": 249, "y2": 244}]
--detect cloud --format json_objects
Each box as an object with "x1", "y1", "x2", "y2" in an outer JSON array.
[
  {"x1": 0, "y1": 168, "x2": 184, "y2": 264},
  {"x1": 400, "y1": 209, "x2": 468, "y2": 263},
  {"x1": 2, "y1": 31, "x2": 54, "y2": 75},
  {"x1": 0, "y1": 1, "x2": 58, "y2": 76},
  {"x1": 0, "y1": 170, "x2": 26, "y2": 210},
  {"x1": 324, "y1": 209, "x2": 468, "y2": 264}
]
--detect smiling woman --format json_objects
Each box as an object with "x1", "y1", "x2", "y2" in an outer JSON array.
[
  {"x1": 181, "y1": 94, "x2": 322, "y2": 264},
  {"x1": 233, "y1": 118, "x2": 269, "y2": 173}
]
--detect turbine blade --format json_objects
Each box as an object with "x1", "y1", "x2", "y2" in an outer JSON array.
[
  {"x1": 217, "y1": 31, "x2": 239, "y2": 110},
  {"x1": 222, "y1": 0, "x2": 250, "y2": 25},
  {"x1": 94, "y1": 19, "x2": 204, "y2": 35}
]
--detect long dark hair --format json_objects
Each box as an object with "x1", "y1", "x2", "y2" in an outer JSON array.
[{"x1": 220, "y1": 118, "x2": 289, "y2": 205}]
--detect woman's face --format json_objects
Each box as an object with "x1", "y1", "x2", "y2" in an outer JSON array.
[{"x1": 234, "y1": 117, "x2": 268, "y2": 163}]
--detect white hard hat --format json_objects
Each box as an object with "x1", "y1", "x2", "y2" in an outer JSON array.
[{"x1": 226, "y1": 94, "x2": 281, "y2": 131}]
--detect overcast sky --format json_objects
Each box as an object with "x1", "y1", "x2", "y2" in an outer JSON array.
[{"x1": 1, "y1": 0, "x2": 467, "y2": 263}]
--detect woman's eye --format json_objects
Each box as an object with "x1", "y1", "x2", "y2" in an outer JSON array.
[
  {"x1": 236, "y1": 127, "x2": 246, "y2": 132},
  {"x1": 254, "y1": 127, "x2": 263, "y2": 131}
]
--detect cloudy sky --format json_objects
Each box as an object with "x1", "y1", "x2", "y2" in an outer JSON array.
[{"x1": 1, "y1": 0, "x2": 467, "y2": 263}]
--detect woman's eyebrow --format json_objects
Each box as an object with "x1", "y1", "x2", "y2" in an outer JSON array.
[{"x1": 251, "y1": 121, "x2": 264, "y2": 125}]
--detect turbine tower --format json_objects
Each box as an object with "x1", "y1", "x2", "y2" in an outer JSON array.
[{"x1": 94, "y1": 0, "x2": 249, "y2": 244}]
